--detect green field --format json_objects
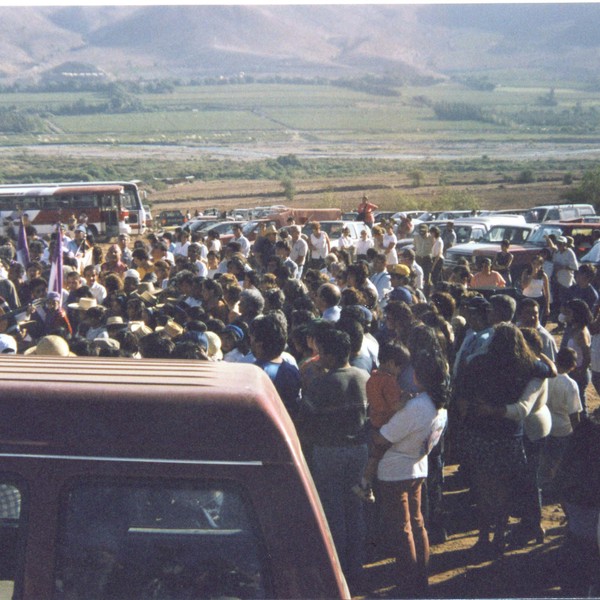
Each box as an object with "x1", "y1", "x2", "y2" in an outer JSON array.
[{"x1": 2, "y1": 80, "x2": 600, "y2": 147}]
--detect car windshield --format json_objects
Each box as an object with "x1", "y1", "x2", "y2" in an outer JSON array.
[
  {"x1": 189, "y1": 220, "x2": 218, "y2": 232},
  {"x1": 454, "y1": 225, "x2": 475, "y2": 244},
  {"x1": 481, "y1": 226, "x2": 532, "y2": 244},
  {"x1": 525, "y1": 225, "x2": 564, "y2": 245}
]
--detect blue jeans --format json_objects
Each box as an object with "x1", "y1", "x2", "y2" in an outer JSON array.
[{"x1": 311, "y1": 444, "x2": 368, "y2": 584}]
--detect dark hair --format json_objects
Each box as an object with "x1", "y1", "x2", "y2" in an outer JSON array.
[
  {"x1": 518, "y1": 297, "x2": 540, "y2": 313},
  {"x1": 519, "y1": 326, "x2": 543, "y2": 356},
  {"x1": 565, "y1": 298, "x2": 593, "y2": 328},
  {"x1": 132, "y1": 248, "x2": 149, "y2": 261},
  {"x1": 202, "y1": 278, "x2": 223, "y2": 298},
  {"x1": 346, "y1": 262, "x2": 369, "y2": 287},
  {"x1": 336, "y1": 318, "x2": 363, "y2": 356},
  {"x1": 264, "y1": 287, "x2": 285, "y2": 312},
  {"x1": 316, "y1": 327, "x2": 350, "y2": 367},
  {"x1": 249, "y1": 311, "x2": 287, "y2": 360},
  {"x1": 340, "y1": 286, "x2": 365, "y2": 308},
  {"x1": 412, "y1": 346, "x2": 450, "y2": 410},
  {"x1": 556, "y1": 346, "x2": 578, "y2": 371},
  {"x1": 430, "y1": 291, "x2": 456, "y2": 322},
  {"x1": 172, "y1": 340, "x2": 209, "y2": 360},
  {"x1": 139, "y1": 332, "x2": 175, "y2": 359},
  {"x1": 378, "y1": 341, "x2": 411, "y2": 370}
]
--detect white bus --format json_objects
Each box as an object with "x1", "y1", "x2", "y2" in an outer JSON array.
[{"x1": 0, "y1": 180, "x2": 147, "y2": 239}]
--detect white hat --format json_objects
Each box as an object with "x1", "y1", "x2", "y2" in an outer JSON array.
[
  {"x1": 0, "y1": 333, "x2": 17, "y2": 354},
  {"x1": 124, "y1": 269, "x2": 141, "y2": 280},
  {"x1": 67, "y1": 297, "x2": 98, "y2": 311},
  {"x1": 205, "y1": 331, "x2": 223, "y2": 361}
]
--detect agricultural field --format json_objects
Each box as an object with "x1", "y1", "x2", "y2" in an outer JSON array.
[
  {"x1": 2, "y1": 78, "x2": 600, "y2": 214},
  {"x1": 3, "y1": 80, "x2": 600, "y2": 152}
]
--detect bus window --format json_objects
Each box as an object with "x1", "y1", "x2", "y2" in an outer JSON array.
[
  {"x1": 54, "y1": 480, "x2": 269, "y2": 599},
  {"x1": 19, "y1": 197, "x2": 41, "y2": 211},
  {"x1": 0, "y1": 482, "x2": 24, "y2": 596}
]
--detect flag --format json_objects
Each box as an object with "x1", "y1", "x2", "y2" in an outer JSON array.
[
  {"x1": 47, "y1": 223, "x2": 64, "y2": 298},
  {"x1": 16, "y1": 217, "x2": 30, "y2": 267}
]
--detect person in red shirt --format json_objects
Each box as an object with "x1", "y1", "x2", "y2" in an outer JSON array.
[{"x1": 357, "y1": 194, "x2": 378, "y2": 228}]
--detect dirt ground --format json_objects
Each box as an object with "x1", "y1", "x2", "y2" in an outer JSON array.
[
  {"x1": 357, "y1": 373, "x2": 600, "y2": 600},
  {"x1": 144, "y1": 175, "x2": 571, "y2": 217}
]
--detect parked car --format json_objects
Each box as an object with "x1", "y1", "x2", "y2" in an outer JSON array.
[
  {"x1": 499, "y1": 220, "x2": 600, "y2": 268},
  {"x1": 397, "y1": 215, "x2": 526, "y2": 253},
  {"x1": 157, "y1": 209, "x2": 186, "y2": 229},
  {"x1": 445, "y1": 222, "x2": 537, "y2": 278},
  {"x1": 0, "y1": 357, "x2": 349, "y2": 599},
  {"x1": 199, "y1": 220, "x2": 248, "y2": 246},
  {"x1": 373, "y1": 211, "x2": 397, "y2": 224},
  {"x1": 525, "y1": 204, "x2": 596, "y2": 223},
  {"x1": 182, "y1": 218, "x2": 221, "y2": 235},
  {"x1": 448, "y1": 218, "x2": 600, "y2": 281},
  {"x1": 301, "y1": 220, "x2": 371, "y2": 242}
]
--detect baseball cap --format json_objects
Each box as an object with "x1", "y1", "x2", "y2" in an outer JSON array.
[{"x1": 388, "y1": 264, "x2": 411, "y2": 277}]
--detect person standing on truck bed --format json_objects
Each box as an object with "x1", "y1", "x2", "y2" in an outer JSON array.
[{"x1": 357, "y1": 194, "x2": 378, "y2": 229}]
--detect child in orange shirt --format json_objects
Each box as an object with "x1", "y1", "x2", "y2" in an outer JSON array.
[{"x1": 354, "y1": 341, "x2": 411, "y2": 501}]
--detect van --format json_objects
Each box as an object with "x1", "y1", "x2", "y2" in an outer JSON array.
[
  {"x1": 526, "y1": 204, "x2": 596, "y2": 223},
  {"x1": 0, "y1": 357, "x2": 348, "y2": 599}
]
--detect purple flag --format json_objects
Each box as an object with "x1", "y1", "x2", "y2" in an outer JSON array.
[
  {"x1": 16, "y1": 217, "x2": 30, "y2": 267},
  {"x1": 47, "y1": 223, "x2": 64, "y2": 298}
]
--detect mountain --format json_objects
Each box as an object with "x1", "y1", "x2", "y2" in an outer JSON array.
[{"x1": 0, "y1": 4, "x2": 599, "y2": 83}]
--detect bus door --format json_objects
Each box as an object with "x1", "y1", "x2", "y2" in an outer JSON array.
[{"x1": 100, "y1": 193, "x2": 121, "y2": 238}]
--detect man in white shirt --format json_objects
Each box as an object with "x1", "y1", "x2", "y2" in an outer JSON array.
[
  {"x1": 83, "y1": 264, "x2": 107, "y2": 305},
  {"x1": 174, "y1": 230, "x2": 191, "y2": 257},
  {"x1": 400, "y1": 248, "x2": 424, "y2": 291},
  {"x1": 289, "y1": 225, "x2": 308, "y2": 279},
  {"x1": 232, "y1": 223, "x2": 251, "y2": 257}
]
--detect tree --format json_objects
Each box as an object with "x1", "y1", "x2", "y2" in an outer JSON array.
[
  {"x1": 280, "y1": 177, "x2": 295, "y2": 202},
  {"x1": 575, "y1": 166, "x2": 600, "y2": 209},
  {"x1": 408, "y1": 170, "x2": 424, "y2": 188}
]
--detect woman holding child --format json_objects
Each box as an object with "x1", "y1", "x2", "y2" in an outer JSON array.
[{"x1": 368, "y1": 334, "x2": 449, "y2": 597}]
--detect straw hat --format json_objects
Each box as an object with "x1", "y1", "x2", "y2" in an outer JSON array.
[
  {"x1": 67, "y1": 297, "x2": 98, "y2": 311},
  {"x1": 24, "y1": 335, "x2": 75, "y2": 357},
  {"x1": 264, "y1": 225, "x2": 278, "y2": 236},
  {"x1": 106, "y1": 316, "x2": 126, "y2": 328},
  {"x1": 156, "y1": 320, "x2": 184, "y2": 338},
  {"x1": 127, "y1": 321, "x2": 153, "y2": 340}
]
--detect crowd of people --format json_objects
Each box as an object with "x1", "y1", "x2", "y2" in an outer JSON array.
[{"x1": 0, "y1": 205, "x2": 599, "y2": 597}]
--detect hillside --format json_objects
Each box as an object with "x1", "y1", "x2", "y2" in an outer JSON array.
[{"x1": 0, "y1": 5, "x2": 600, "y2": 83}]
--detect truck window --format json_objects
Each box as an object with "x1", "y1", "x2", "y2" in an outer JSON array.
[
  {"x1": 54, "y1": 480, "x2": 268, "y2": 599},
  {"x1": 0, "y1": 482, "x2": 23, "y2": 597}
]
